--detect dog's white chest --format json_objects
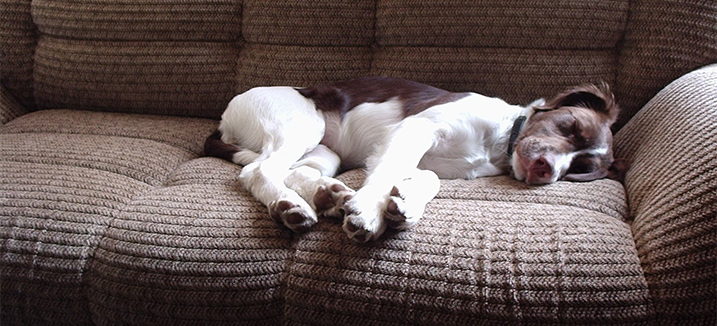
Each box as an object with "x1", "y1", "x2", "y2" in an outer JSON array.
[{"x1": 414, "y1": 94, "x2": 521, "y2": 179}]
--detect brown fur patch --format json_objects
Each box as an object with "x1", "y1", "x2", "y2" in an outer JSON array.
[{"x1": 297, "y1": 76, "x2": 469, "y2": 117}]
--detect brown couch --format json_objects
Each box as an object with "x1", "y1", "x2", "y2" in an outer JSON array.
[{"x1": 1, "y1": 0, "x2": 715, "y2": 325}]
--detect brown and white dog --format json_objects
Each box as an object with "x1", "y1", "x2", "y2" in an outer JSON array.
[{"x1": 205, "y1": 77, "x2": 627, "y2": 242}]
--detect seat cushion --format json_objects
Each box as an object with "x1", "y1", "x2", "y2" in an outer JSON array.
[
  {"x1": 2, "y1": 109, "x2": 652, "y2": 325},
  {"x1": 0, "y1": 110, "x2": 293, "y2": 324},
  {"x1": 283, "y1": 170, "x2": 653, "y2": 324}
]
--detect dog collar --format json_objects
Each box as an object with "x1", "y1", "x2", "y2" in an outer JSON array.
[{"x1": 507, "y1": 116, "x2": 527, "y2": 157}]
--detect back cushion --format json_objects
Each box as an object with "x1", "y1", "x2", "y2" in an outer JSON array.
[
  {"x1": 18, "y1": 0, "x2": 631, "y2": 119},
  {"x1": 239, "y1": 0, "x2": 628, "y2": 106},
  {"x1": 31, "y1": 0, "x2": 241, "y2": 118}
]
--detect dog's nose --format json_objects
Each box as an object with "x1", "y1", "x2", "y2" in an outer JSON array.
[{"x1": 529, "y1": 156, "x2": 553, "y2": 183}]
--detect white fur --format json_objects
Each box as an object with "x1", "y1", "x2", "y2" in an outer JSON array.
[
  {"x1": 341, "y1": 94, "x2": 529, "y2": 241},
  {"x1": 221, "y1": 87, "x2": 329, "y2": 231},
  {"x1": 218, "y1": 86, "x2": 533, "y2": 241},
  {"x1": 324, "y1": 98, "x2": 405, "y2": 169}
]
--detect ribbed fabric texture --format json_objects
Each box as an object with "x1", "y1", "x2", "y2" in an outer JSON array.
[
  {"x1": 615, "y1": 0, "x2": 717, "y2": 130},
  {"x1": 32, "y1": 0, "x2": 242, "y2": 42},
  {"x1": 615, "y1": 64, "x2": 717, "y2": 325},
  {"x1": 3, "y1": 0, "x2": 713, "y2": 122},
  {"x1": 284, "y1": 171, "x2": 649, "y2": 325},
  {"x1": 1, "y1": 0, "x2": 716, "y2": 325},
  {"x1": 33, "y1": 38, "x2": 238, "y2": 117},
  {"x1": 1, "y1": 108, "x2": 654, "y2": 325},
  {"x1": 243, "y1": 0, "x2": 375, "y2": 46},
  {"x1": 1, "y1": 85, "x2": 28, "y2": 125},
  {"x1": 371, "y1": 47, "x2": 617, "y2": 105},
  {"x1": 87, "y1": 183, "x2": 290, "y2": 325},
  {"x1": 375, "y1": 0, "x2": 627, "y2": 48},
  {"x1": 0, "y1": 0, "x2": 37, "y2": 109},
  {"x1": 0, "y1": 111, "x2": 221, "y2": 324}
]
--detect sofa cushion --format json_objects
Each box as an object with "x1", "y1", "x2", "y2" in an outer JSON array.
[
  {"x1": 615, "y1": 0, "x2": 717, "y2": 129},
  {"x1": 31, "y1": 0, "x2": 241, "y2": 42},
  {"x1": 1, "y1": 110, "x2": 296, "y2": 324},
  {"x1": 21, "y1": 0, "x2": 633, "y2": 120},
  {"x1": 0, "y1": 109, "x2": 300, "y2": 324},
  {"x1": 1, "y1": 110, "x2": 206, "y2": 323},
  {"x1": 33, "y1": 38, "x2": 238, "y2": 118},
  {"x1": 88, "y1": 159, "x2": 289, "y2": 326},
  {"x1": 375, "y1": 0, "x2": 627, "y2": 49},
  {"x1": 87, "y1": 181, "x2": 291, "y2": 325},
  {"x1": 0, "y1": 160, "x2": 151, "y2": 324},
  {"x1": 615, "y1": 65, "x2": 717, "y2": 323},
  {"x1": 283, "y1": 170, "x2": 653, "y2": 324}
]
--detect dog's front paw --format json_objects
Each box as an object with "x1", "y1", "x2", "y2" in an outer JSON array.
[
  {"x1": 313, "y1": 179, "x2": 355, "y2": 219},
  {"x1": 341, "y1": 192, "x2": 387, "y2": 243},
  {"x1": 384, "y1": 170, "x2": 440, "y2": 230},
  {"x1": 384, "y1": 186, "x2": 417, "y2": 230},
  {"x1": 268, "y1": 198, "x2": 317, "y2": 233}
]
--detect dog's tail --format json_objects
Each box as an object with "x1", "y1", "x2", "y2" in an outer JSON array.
[{"x1": 203, "y1": 130, "x2": 259, "y2": 165}]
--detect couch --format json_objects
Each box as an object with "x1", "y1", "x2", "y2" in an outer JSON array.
[{"x1": 1, "y1": 0, "x2": 715, "y2": 325}]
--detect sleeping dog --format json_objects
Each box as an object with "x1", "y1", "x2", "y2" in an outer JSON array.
[{"x1": 205, "y1": 77, "x2": 627, "y2": 242}]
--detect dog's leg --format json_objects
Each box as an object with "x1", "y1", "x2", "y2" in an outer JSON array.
[
  {"x1": 240, "y1": 141, "x2": 321, "y2": 232},
  {"x1": 383, "y1": 168, "x2": 440, "y2": 230},
  {"x1": 284, "y1": 145, "x2": 356, "y2": 219},
  {"x1": 342, "y1": 118, "x2": 440, "y2": 242},
  {"x1": 221, "y1": 86, "x2": 331, "y2": 232}
]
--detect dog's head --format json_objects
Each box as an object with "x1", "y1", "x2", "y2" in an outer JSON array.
[{"x1": 511, "y1": 83, "x2": 628, "y2": 185}]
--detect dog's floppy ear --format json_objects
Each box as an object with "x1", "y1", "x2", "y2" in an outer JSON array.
[
  {"x1": 563, "y1": 158, "x2": 630, "y2": 183},
  {"x1": 562, "y1": 169, "x2": 608, "y2": 182},
  {"x1": 538, "y1": 83, "x2": 619, "y2": 123},
  {"x1": 606, "y1": 158, "x2": 630, "y2": 183},
  {"x1": 562, "y1": 155, "x2": 630, "y2": 183}
]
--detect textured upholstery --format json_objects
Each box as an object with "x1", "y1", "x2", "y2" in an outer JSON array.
[
  {"x1": 1, "y1": 0, "x2": 715, "y2": 325},
  {"x1": 5, "y1": 0, "x2": 714, "y2": 121},
  {"x1": 615, "y1": 65, "x2": 717, "y2": 324},
  {"x1": 0, "y1": 85, "x2": 27, "y2": 124}
]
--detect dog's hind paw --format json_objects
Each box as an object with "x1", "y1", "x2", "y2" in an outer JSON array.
[
  {"x1": 313, "y1": 180, "x2": 355, "y2": 219},
  {"x1": 268, "y1": 199, "x2": 317, "y2": 233},
  {"x1": 341, "y1": 192, "x2": 387, "y2": 243}
]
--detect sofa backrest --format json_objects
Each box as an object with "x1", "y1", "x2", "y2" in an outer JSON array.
[{"x1": 1, "y1": 0, "x2": 715, "y2": 129}]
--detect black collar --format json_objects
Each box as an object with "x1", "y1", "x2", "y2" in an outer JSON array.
[{"x1": 507, "y1": 116, "x2": 527, "y2": 157}]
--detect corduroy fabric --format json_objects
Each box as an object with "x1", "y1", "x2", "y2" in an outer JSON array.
[
  {"x1": 24, "y1": 0, "x2": 635, "y2": 120},
  {"x1": 33, "y1": 38, "x2": 238, "y2": 118},
  {"x1": 0, "y1": 0, "x2": 36, "y2": 109},
  {"x1": 31, "y1": 0, "x2": 241, "y2": 42},
  {"x1": 375, "y1": 0, "x2": 628, "y2": 48},
  {"x1": 615, "y1": 0, "x2": 717, "y2": 130},
  {"x1": 1, "y1": 161, "x2": 151, "y2": 325},
  {"x1": 87, "y1": 182, "x2": 291, "y2": 326},
  {"x1": 1, "y1": 109, "x2": 218, "y2": 154},
  {"x1": 1, "y1": 85, "x2": 28, "y2": 125},
  {"x1": 615, "y1": 65, "x2": 717, "y2": 325},
  {"x1": 0, "y1": 110, "x2": 219, "y2": 324},
  {"x1": 2, "y1": 0, "x2": 716, "y2": 324},
  {"x1": 371, "y1": 47, "x2": 617, "y2": 106},
  {"x1": 284, "y1": 171, "x2": 651, "y2": 325},
  {"x1": 1, "y1": 0, "x2": 715, "y2": 124},
  {"x1": 237, "y1": 44, "x2": 373, "y2": 91},
  {"x1": 243, "y1": 0, "x2": 374, "y2": 46}
]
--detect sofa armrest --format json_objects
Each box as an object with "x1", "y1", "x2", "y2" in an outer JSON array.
[
  {"x1": 0, "y1": 84, "x2": 29, "y2": 125},
  {"x1": 614, "y1": 64, "x2": 716, "y2": 324}
]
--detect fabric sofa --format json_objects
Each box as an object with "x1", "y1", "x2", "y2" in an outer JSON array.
[{"x1": 1, "y1": 0, "x2": 715, "y2": 325}]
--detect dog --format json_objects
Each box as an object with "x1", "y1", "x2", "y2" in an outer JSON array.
[{"x1": 205, "y1": 76, "x2": 627, "y2": 242}]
